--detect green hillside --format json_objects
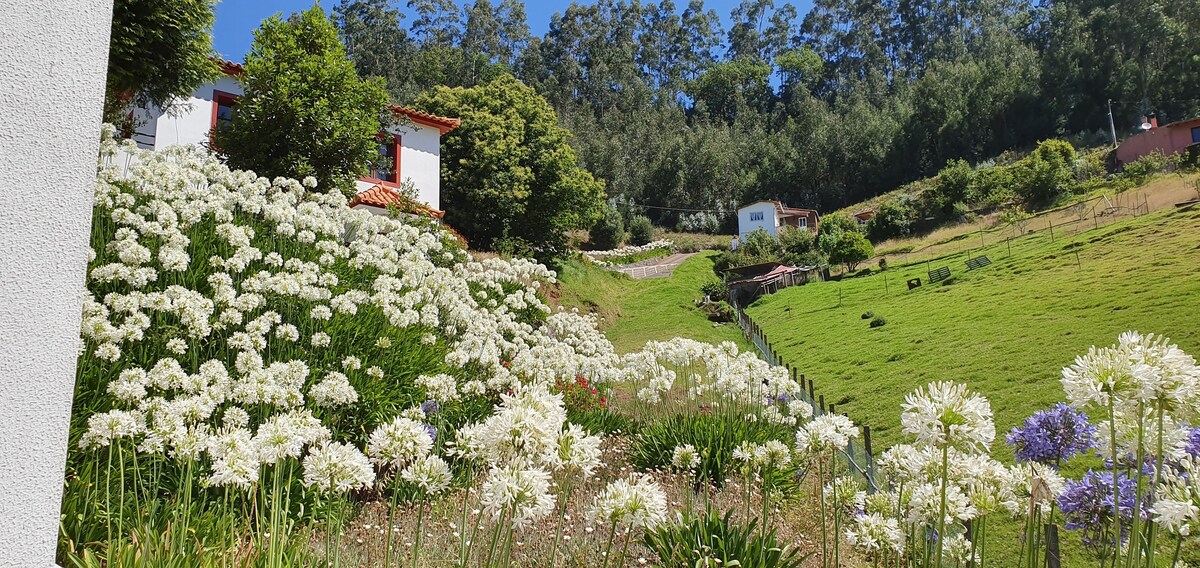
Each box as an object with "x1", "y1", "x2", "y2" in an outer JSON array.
[
  {"x1": 555, "y1": 252, "x2": 748, "y2": 353},
  {"x1": 746, "y1": 205, "x2": 1200, "y2": 453}
]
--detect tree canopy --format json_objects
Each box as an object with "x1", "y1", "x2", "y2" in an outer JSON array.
[
  {"x1": 334, "y1": 0, "x2": 1199, "y2": 232},
  {"x1": 216, "y1": 6, "x2": 390, "y2": 195},
  {"x1": 104, "y1": 0, "x2": 219, "y2": 125},
  {"x1": 413, "y1": 75, "x2": 605, "y2": 260}
]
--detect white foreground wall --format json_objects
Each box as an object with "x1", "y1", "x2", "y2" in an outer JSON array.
[
  {"x1": 398, "y1": 124, "x2": 442, "y2": 211},
  {"x1": 0, "y1": 1, "x2": 113, "y2": 565}
]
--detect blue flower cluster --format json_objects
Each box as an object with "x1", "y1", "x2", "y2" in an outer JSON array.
[
  {"x1": 1006, "y1": 403, "x2": 1097, "y2": 466},
  {"x1": 1057, "y1": 470, "x2": 1138, "y2": 549}
]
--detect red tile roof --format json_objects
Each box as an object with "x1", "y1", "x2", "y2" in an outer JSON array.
[
  {"x1": 390, "y1": 106, "x2": 461, "y2": 134},
  {"x1": 349, "y1": 184, "x2": 445, "y2": 219},
  {"x1": 212, "y1": 57, "x2": 244, "y2": 76}
]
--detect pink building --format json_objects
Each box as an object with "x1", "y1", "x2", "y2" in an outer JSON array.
[{"x1": 1115, "y1": 117, "x2": 1200, "y2": 165}]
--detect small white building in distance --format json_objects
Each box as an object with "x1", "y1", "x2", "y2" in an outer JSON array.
[
  {"x1": 736, "y1": 200, "x2": 820, "y2": 240},
  {"x1": 131, "y1": 59, "x2": 460, "y2": 215}
]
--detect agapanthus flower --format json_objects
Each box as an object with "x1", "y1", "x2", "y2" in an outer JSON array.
[
  {"x1": 554, "y1": 423, "x2": 602, "y2": 478},
  {"x1": 479, "y1": 465, "x2": 555, "y2": 530},
  {"x1": 671, "y1": 444, "x2": 701, "y2": 472},
  {"x1": 846, "y1": 513, "x2": 904, "y2": 557},
  {"x1": 1057, "y1": 470, "x2": 1139, "y2": 549},
  {"x1": 1006, "y1": 403, "x2": 1096, "y2": 466},
  {"x1": 400, "y1": 454, "x2": 453, "y2": 496},
  {"x1": 79, "y1": 409, "x2": 145, "y2": 449},
  {"x1": 367, "y1": 416, "x2": 432, "y2": 468},
  {"x1": 309, "y1": 371, "x2": 358, "y2": 407},
  {"x1": 1153, "y1": 457, "x2": 1200, "y2": 536},
  {"x1": 310, "y1": 332, "x2": 331, "y2": 348},
  {"x1": 901, "y1": 381, "x2": 995, "y2": 452},
  {"x1": 302, "y1": 442, "x2": 374, "y2": 494},
  {"x1": 588, "y1": 474, "x2": 669, "y2": 530},
  {"x1": 796, "y1": 413, "x2": 860, "y2": 457}
]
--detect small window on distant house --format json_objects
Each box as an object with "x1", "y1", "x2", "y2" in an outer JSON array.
[
  {"x1": 211, "y1": 91, "x2": 238, "y2": 138},
  {"x1": 1192, "y1": 126, "x2": 1200, "y2": 144},
  {"x1": 798, "y1": 218, "x2": 807, "y2": 228},
  {"x1": 371, "y1": 134, "x2": 401, "y2": 183},
  {"x1": 749, "y1": 211, "x2": 764, "y2": 221}
]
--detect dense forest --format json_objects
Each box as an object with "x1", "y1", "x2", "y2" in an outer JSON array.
[{"x1": 333, "y1": 0, "x2": 1200, "y2": 229}]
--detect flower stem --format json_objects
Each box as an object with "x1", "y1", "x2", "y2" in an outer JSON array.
[
  {"x1": 936, "y1": 443, "x2": 949, "y2": 568},
  {"x1": 601, "y1": 521, "x2": 618, "y2": 568}
]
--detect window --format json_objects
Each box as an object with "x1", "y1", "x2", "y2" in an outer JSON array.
[
  {"x1": 749, "y1": 211, "x2": 764, "y2": 221},
  {"x1": 1192, "y1": 126, "x2": 1200, "y2": 144},
  {"x1": 210, "y1": 91, "x2": 239, "y2": 141},
  {"x1": 370, "y1": 133, "x2": 402, "y2": 184},
  {"x1": 797, "y1": 218, "x2": 807, "y2": 228}
]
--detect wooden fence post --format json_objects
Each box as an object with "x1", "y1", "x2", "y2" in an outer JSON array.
[
  {"x1": 819, "y1": 394, "x2": 825, "y2": 413},
  {"x1": 1049, "y1": 219, "x2": 1055, "y2": 242},
  {"x1": 828, "y1": 404, "x2": 836, "y2": 415},
  {"x1": 863, "y1": 426, "x2": 873, "y2": 461},
  {"x1": 807, "y1": 377, "x2": 814, "y2": 399}
]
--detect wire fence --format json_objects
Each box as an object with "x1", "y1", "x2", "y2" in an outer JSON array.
[
  {"x1": 875, "y1": 191, "x2": 1155, "y2": 269},
  {"x1": 734, "y1": 307, "x2": 880, "y2": 492}
]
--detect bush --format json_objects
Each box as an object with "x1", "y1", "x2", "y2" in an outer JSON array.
[
  {"x1": 676, "y1": 211, "x2": 722, "y2": 234},
  {"x1": 870, "y1": 316, "x2": 887, "y2": 328},
  {"x1": 700, "y1": 280, "x2": 729, "y2": 302},
  {"x1": 1121, "y1": 151, "x2": 1175, "y2": 185},
  {"x1": 632, "y1": 413, "x2": 799, "y2": 488},
  {"x1": 741, "y1": 228, "x2": 783, "y2": 259},
  {"x1": 589, "y1": 207, "x2": 625, "y2": 250},
  {"x1": 644, "y1": 507, "x2": 811, "y2": 568},
  {"x1": 825, "y1": 231, "x2": 874, "y2": 272},
  {"x1": 865, "y1": 197, "x2": 917, "y2": 243},
  {"x1": 628, "y1": 215, "x2": 655, "y2": 245},
  {"x1": 1013, "y1": 139, "x2": 1078, "y2": 204}
]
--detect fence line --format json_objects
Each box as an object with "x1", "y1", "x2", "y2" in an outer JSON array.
[{"x1": 734, "y1": 307, "x2": 879, "y2": 492}]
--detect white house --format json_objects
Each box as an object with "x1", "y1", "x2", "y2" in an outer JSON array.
[
  {"x1": 131, "y1": 60, "x2": 460, "y2": 215},
  {"x1": 736, "y1": 200, "x2": 820, "y2": 241}
]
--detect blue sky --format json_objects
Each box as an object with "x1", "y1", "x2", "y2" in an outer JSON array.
[{"x1": 212, "y1": 1, "x2": 814, "y2": 61}]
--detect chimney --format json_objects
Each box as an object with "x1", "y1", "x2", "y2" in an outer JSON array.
[{"x1": 1150, "y1": 114, "x2": 1159, "y2": 129}]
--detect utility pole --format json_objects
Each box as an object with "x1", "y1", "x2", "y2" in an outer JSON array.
[{"x1": 1108, "y1": 99, "x2": 1119, "y2": 148}]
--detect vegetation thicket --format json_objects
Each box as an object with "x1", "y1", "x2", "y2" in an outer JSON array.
[{"x1": 216, "y1": 6, "x2": 391, "y2": 196}]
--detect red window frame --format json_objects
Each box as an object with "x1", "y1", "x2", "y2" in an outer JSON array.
[
  {"x1": 363, "y1": 133, "x2": 403, "y2": 186},
  {"x1": 210, "y1": 90, "x2": 239, "y2": 145}
]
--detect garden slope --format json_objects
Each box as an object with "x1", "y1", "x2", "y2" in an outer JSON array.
[
  {"x1": 746, "y1": 205, "x2": 1200, "y2": 453},
  {"x1": 555, "y1": 252, "x2": 748, "y2": 354}
]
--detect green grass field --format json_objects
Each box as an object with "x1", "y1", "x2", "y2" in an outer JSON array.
[
  {"x1": 746, "y1": 205, "x2": 1200, "y2": 455},
  {"x1": 555, "y1": 252, "x2": 748, "y2": 353}
]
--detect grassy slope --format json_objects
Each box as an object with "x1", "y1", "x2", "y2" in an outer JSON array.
[
  {"x1": 748, "y1": 205, "x2": 1200, "y2": 453},
  {"x1": 746, "y1": 205, "x2": 1200, "y2": 567},
  {"x1": 555, "y1": 251, "x2": 749, "y2": 353}
]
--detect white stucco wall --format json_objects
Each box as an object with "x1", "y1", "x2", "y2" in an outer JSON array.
[
  {"x1": 397, "y1": 124, "x2": 442, "y2": 211},
  {"x1": 138, "y1": 80, "x2": 445, "y2": 212},
  {"x1": 0, "y1": 1, "x2": 112, "y2": 565},
  {"x1": 737, "y1": 201, "x2": 780, "y2": 239}
]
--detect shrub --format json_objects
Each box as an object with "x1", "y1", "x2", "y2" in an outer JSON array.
[
  {"x1": 700, "y1": 300, "x2": 735, "y2": 323},
  {"x1": 589, "y1": 207, "x2": 625, "y2": 250},
  {"x1": 966, "y1": 164, "x2": 1017, "y2": 209},
  {"x1": 628, "y1": 215, "x2": 655, "y2": 245},
  {"x1": 870, "y1": 316, "x2": 887, "y2": 328},
  {"x1": 1121, "y1": 151, "x2": 1175, "y2": 185},
  {"x1": 676, "y1": 211, "x2": 722, "y2": 234},
  {"x1": 825, "y1": 231, "x2": 874, "y2": 272},
  {"x1": 878, "y1": 257, "x2": 888, "y2": 271},
  {"x1": 699, "y1": 280, "x2": 729, "y2": 302},
  {"x1": 644, "y1": 507, "x2": 811, "y2": 568},
  {"x1": 865, "y1": 197, "x2": 917, "y2": 243},
  {"x1": 1013, "y1": 139, "x2": 1078, "y2": 204},
  {"x1": 741, "y1": 228, "x2": 783, "y2": 259},
  {"x1": 632, "y1": 413, "x2": 799, "y2": 489}
]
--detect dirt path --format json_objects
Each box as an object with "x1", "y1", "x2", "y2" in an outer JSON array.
[{"x1": 609, "y1": 252, "x2": 696, "y2": 279}]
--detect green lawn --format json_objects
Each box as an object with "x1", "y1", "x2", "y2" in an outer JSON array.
[
  {"x1": 555, "y1": 252, "x2": 749, "y2": 353},
  {"x1": 747, "y1": 205, "x2": 1200, "y2": 454}
]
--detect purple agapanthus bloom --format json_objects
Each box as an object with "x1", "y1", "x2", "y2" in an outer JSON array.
[
  {"x1": 421, "y1": 399, "x2": 440, "y2": 416},
  {"x1": 424, "y1": 424, "x2": 437, "y2": 442},
  {"x1": 1007, "y1": 403, "x2": 1097, "y2": 466},
  {"x1": 1058, "y1": 470, "x2": 1142, "y2": 550},
  {"x1": 1184, "y1": 427, "x2": 1200, "y2": 459}
]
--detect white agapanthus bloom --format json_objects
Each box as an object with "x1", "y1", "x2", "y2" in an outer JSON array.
[
  {"x1": 79, "y1": 409, "x2": 145, "y2": 449},
  {"x1": 901, "y1": 381, "x2": 995, "y2": 452},
  {"x1": 796, "y1": 413, "x2": 860, "y2": 457},
  {"x1": 400, "y1": 454, "x2": 453, "y2": 496},
  {"x1": 671, "y1": 444, "x2": 701, "y2": 471},
  {"x1": 309, "y1": 371, "x2": 358, "y2": 407},
  {"x1": 341, "y1": 356, "x2": 362, "y2": 371},
  {"x1": 846, "y1": 513, "x2": 904, "y2": 556},
  {"x1": 479, "y1": 465, "x2": 556, "y2": 530},
  {"x1": 553, "y1": 423, "x2": 602, "y2": 478},
  {"x1": 587, "y1": 474, "x2": 669, "y2": 530},
  {"x1": 367, "y1": 416, "x2": 432, "y2": 468},
  {"x1": 416, "y1": 373, "x2": 459, "y2": 403},
  {"x1": 310, "y1": 332, "x2": 331, "y2": 348},
  {"x1": 1154, "y1": 457, "x2": 1200, "y2": 536},
  {"x1": 302, "y1": 442, "x2": 374, "y2": 494}
]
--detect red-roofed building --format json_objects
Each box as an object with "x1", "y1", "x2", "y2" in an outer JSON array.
[
  {"x1": 736, "y1": 200, "x2": 820, "y2": 241},
  {"x1": 131, "y1": 58, "x2": 458, "y2": 213}
]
